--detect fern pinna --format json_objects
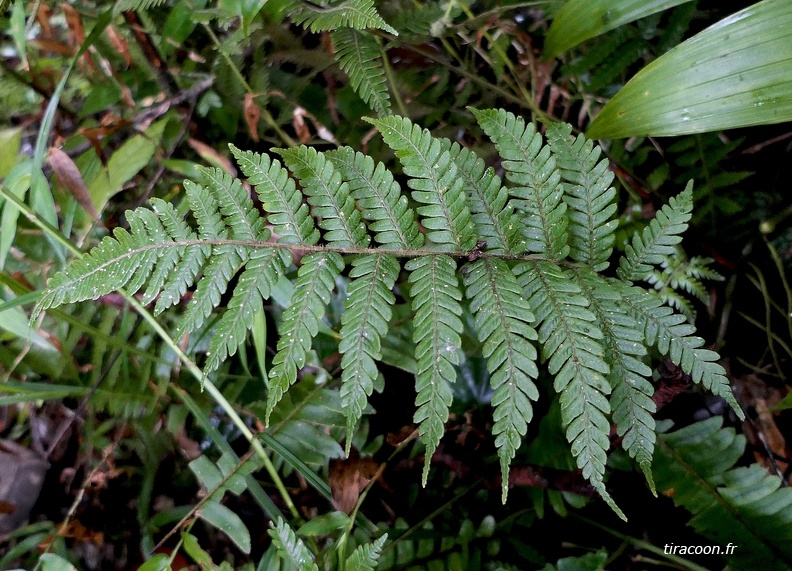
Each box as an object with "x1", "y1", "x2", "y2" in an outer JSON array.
[{"x1": 34, "y1": 109, "x2": 744, "y2": 518}]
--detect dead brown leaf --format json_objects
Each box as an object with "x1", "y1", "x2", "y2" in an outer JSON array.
[
  {"x1": 105, "y1": 26, "x2": 131, "y2": 67},
  {"x1": 293, "y1": 106, "x2": 311, "y2": 144},
  {"x1": 244, "y1": 93, "x2": 261, "y2": 142},
  {"x1": 49, "y1": 147, "x2": 102, "y2": 224},
  {"x1": 329, "y1": 451, "x2": 380, "y2": 514}
]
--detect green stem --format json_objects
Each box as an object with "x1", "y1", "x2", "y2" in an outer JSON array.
[
  {"x1": 381, "y1": 40, "x2": 407, "y2": 116},
  {"x1": 201, "y1": 22, "x2": 296, "y2": 148}
]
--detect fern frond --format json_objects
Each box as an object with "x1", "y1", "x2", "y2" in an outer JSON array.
[
  {"x1": 326, "y1": 146, "x2": 422, "y2": 250},
  {"x1": 339, "y1": 254, "x2": 400, "y2": 452},
  {"x1": 199, "y1": 167, "x2": 269, "y2": 241},
  {"x1": 291, "y1": 0, "x2": 397, "y2": 35},
  {"x1": 115, "y1": 0, "x2": 166, "y2": 11},
  {"x1": 266, "y1": 252, "x2": 345, "y2": 423},
  {"x1": 515, "y1": 261, "x2": 623, "y2": 519},
  {"x1": 576, "y1": 269, "x2": 656, "y2": 492},
  {"x1": 546, "y1": 123, "x2": 617, "y2": 271},
  {"x1": 275, "y1": 146, "x2": 370, "y2": 248},
  {"x1": 471, "y1": 108, "x2": 569, "y2": 260},
  {"x1": 331, "y1": 28, "x2": 391, "y2": 117},
  {"x1": 617, "y1": 184, "x2": 693, "y2": 282},
  {"x1": 617, "y1": 283, "x2": 744, "y2": 419},
  {"x1": 268, "y1": 517, "x2": 319, "y2": 571},
  {"x1": 345, "y1": 534, "x2": 388, "y2": 571},
  {"x1": 366, "y1": 116, "x2": 476, "y2": 251},
  {"x1": 655, "y1": 418, "x2": 792, "y2": 569},
  {"x1": 405, "y1": 255, "x2": 463, "y2": 484},
  {"x1": 205, "y1": 248, "x2": 288, "y2": 375},
  {"x1": 463, "y1": 258, "x2": 539, "y2": 502},
  {"x1": 230, "y1": 145, "x2": 320, "y2": 245},
  {"x1": 448, "y1": 142, "x2": 524, "y2": 255}
]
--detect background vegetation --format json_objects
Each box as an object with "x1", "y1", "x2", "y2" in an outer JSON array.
[{"x1": 1, "y1": 1, "x2": 791, "y2": 570}]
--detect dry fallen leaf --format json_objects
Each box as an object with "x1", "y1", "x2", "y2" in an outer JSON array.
[
  {"x1": 49, "y1": 147, "x2": 102, "y2": 224},
  {"x1": 244, "y1": 93, "x2": 261, "y2": 142},
  {"x1": 329, "y1": 452, "x2": 380, "y2": 514}
]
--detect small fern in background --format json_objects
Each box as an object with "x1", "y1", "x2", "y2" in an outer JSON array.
[{"x1": 34, "y1": 109, "x2": 744, "y2": 518}]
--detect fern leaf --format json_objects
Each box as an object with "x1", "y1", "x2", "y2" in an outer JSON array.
[
  {"x1": 115, "y1": 0, "x2": 166, "y2": 10},
  {"x1": 655, "y1": 418, "x2": 792, "y2": 569},
  {"x1": 291, "y1": 0, "x2": 397, "y2": 35},
  {"x1": 326, "y1": 146, "x2": 422, "y2": 250},
  {"x1": 617, "y1": 283, "x2": 744, "y2": 419},
  {"x1": 268, "y1": 517, "x2": 319, "y2": 571},
  {"x1": 153, "y1": 184, "x2": 211, "y2": 314},
  {"x1": 515, "y1": 261, "x2": 623, "y2": 519},
  {"x1": 331, "y1": 28, "x2": 391, "y2": 117},
  {"x1": 617, "y1": 184, "x2": 693, "y2": 282},
  {"x1": 546, "y1": 123, "x2": 618, "y2": 271},
  {"x1": 266, "y1": 252, "x2": 345, "y2": 423},
  {"x1": 471, "y1": 108, "x2": 569, "y2": 260},
  {"x1": 205, "y1": 248, "x2": 288, "y2": 375},
  {"x1": 339, "y1": 254, "x2": 399, "y2": 452},
  {"x1": 448, "y1": 143, "x2": 524, "y2": 255},
  {"x1": 230, "y1": 145, "x2": 320, "y2": 245},
  {"x1": 405, "y1": 255, "x2": 463, "y2": 484},
  {"x1": 199, "y1": 166, "x2": 269, "y2": 241},
  {"x1": 366, "y1": 116, "x2": 476, "y2": 251},
  {"x1": 275, "y1": 146, "x2": 370, "y2": 248},
  {"x1": 463, "y1": 258, "x2": 539, "y2": 502},
  {"x1": 576, "y1": 269, "x2": 656, "y2": 492},
  {"x1": 345, "y1": 534, "x2": 388, "y2": 571}
]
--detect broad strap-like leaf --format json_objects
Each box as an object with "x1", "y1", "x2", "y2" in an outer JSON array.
[
  {"x1": 515, "y1": 261, "x2": 624, "y2": 519},
  {"x1": 617, "y1": 282, "x2": 744, "y2": 418},
  {"x1": 576, "y1": 269, "x2": 656, "y2": 492},
  {"x1": 332, "y1": 28, "x2": 391, "y2": 116},
  {"x1": 230, "y1": 145, "x2": 319, "y2": 245},
  {"x1": 268, "y1": 517, "x2": 319, "y2": 571},
  {"x1": 655, "y1": 418, "x2": 792, "y2": 569},
  {"x1": 448, "y1": 142, "x2": 524, "y2": 255},
  {"x1": 266, "y1": 252, "x2": 345, "y2": 423},
  {"x1": 366, "y1": 116, "x2": 477, "y2": 251},
  {"x1": 617, "y1": 184, "x2": 693, "y2": 282},
  {"x1": 546, "y1": 123, "x2": 617, "y2": 271},
  {"x1": 405, "y1": 255, "x2": 463, "y2": 484},
  {"x1": 290, "y1": 0, "x2": 397, "y2": 35},
  {"x1": 463, "y1": 258, "x2": 539, "y2": 501},
  {"x1": 339, "y1": 254, "x2": 400, "y2": 452},
  {"x1": 275, "y1": 146, "x2": 370, "y2": 248},
  {"x1": 345, "y1": 534, "x2": 388, "y2": 571},
  {"x1": 471, "y1": 108, "x2": 569, "y2": 260},
  {"x1": 326, "y1": 146, "x2": 423, "y2": 250}
]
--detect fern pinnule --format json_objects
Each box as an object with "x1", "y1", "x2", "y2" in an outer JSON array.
[
  {"x1": 200, "y1": 167, "x2": 269, "y2": 241},
  {"x1": 290, "y1": 0, "x2": 397, "y2": 35},
  {"x1": 331, "y1": 28, "x2": 391, "y2": 117},
  {"x1": 471, "y1": 108, "x2": 569, "y2": 260},
  {"x1": 448, "y1": 143, "x2": 524, "y2": 255},
  {"x1": 339, "y1": 254, "x2": 399, "y2": 453},
  {"x1": 618, "y1": 284, "x2": 744, "y2": 419},
  {"x1": 617, "y1": 183, "x2": 693, "y2": 282},
  {"x1": 546, "y1": 123, "x2": 618, "y2": 271},
  {"x1": 266, "y1": 252, "x2": 345, "y2": 423},
  {"x1": 268, "y1": 517, "x2": 319, "y2": 571},
  {"x1": 577, "y1": 269, "x2": 657, "y2": 493},
  {"x1": 366, "y1": 116, "x2": 476, "y2": 251},
  {"x1": 345, "y1": 534, "x2": 387, "y2": 571},
  {"x1": 406, "y1": 255, "x2": 463, "y2": 484},
  {"x1": 274, "y1": 146, "x2": 369, "y2": 248},
  {"x1": 463, "y1": 258, "x2": 539, "y2": 502},
  {"x1": 516, "y1": 261, "x2": 624, "y2": 519},
  {"x1": 230, "y1": 145, "x2": 320, "y2": 245},
  {"x1": 326, "y1": 146, "x2": 422, "y2": 250}
]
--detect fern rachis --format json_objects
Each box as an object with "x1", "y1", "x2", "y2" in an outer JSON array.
[{"x1": 35, "y1": 109, "x2": 744, "y2": 518}]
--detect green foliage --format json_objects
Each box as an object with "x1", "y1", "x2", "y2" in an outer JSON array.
[
  {"x1": 289, "y1": 0, "x2": 397, "y2": 35},
  {"x1": 655, "y1": 417, "x2": 792, "y2": 570},
  {"x1": 34, "y1": 110, "x2": 744, "y2": 518},
  {"x1": 268, "y1": 517, "x2": 319, "y2": 571},
  {"x1": 332, "y1": 29, "x2": 391, "y2": 117}
]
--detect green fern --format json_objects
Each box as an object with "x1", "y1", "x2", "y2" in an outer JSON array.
[
  {"x1": 34, "y1": 109, "x2": 746, "y2": 518},
  {"x1": 345, "y1": 534, "x2": 388, "y2": 571},
  {"x1": 290, "y1": 0, "x2": 397, "y2": 35},
  {"x1": 332, "y1": 28, "x2": 391, "y2": 117},
  {"x1": 655, "y1": 417, "x2": 792, "y2": 570},
  {"x1": 268, "y1": 517, "x2": 318, "y2": 571}
]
